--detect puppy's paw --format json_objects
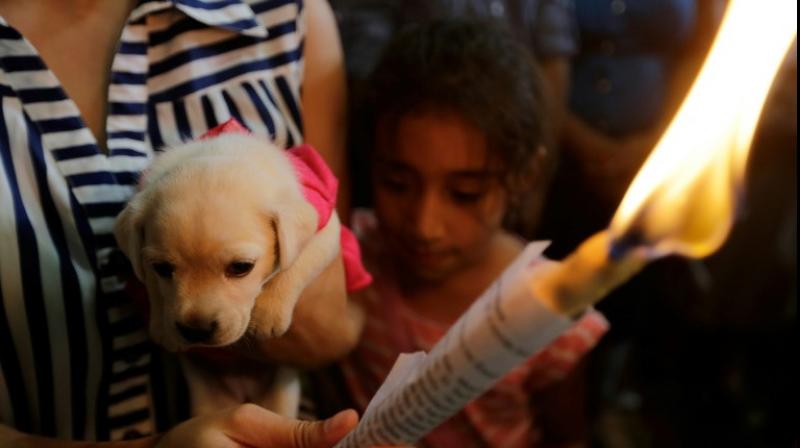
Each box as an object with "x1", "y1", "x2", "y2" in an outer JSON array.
[
  {"x1": 249, "y1": 299, "x2": 295, "y2": 339},
  {"x1": 266, "y1": 317, "x2": 292, "y2": 338}
]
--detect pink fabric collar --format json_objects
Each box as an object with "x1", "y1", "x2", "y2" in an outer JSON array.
[{"x1": 200, "y1": 119, "x2": 335, "y2": 231}]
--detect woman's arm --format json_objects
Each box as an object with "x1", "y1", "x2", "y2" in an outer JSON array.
[{"x1": 302, "y1": 0, "x2": 350, "y2": 220}]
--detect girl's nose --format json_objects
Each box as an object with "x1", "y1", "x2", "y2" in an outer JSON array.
[{"x1": 411, "y1": 191, "x2": 446, "y2": 242}]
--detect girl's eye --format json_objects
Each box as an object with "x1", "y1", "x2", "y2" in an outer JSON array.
[
  {"x1": 152, "y1": 262, "x2": 175, "y2": 279},
  {"x1": 226, "y1": 261, "x2": 255, "y2": 278},
  {"x1": 450, "y1": 190, "x2": 484, "y2": 204},
  {"x1": 378, "y1": 176, "x2": 411, "y2": 193}
]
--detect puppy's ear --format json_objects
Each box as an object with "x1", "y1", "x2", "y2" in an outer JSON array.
[
  {"x1": 114, "y1": 195, "x2": 146, "y2": 279},
  {"x1": 272, "y1": 199, "x2": 318, "y2": 271}
]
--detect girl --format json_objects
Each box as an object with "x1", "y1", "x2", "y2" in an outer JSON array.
[{"x1": 342, "y1": 20, "x2": 609, "y2": 447}]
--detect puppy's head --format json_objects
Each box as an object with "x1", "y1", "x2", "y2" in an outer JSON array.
[{"x1": 114, "y1": 135, "x2": 317, "y2": 351}]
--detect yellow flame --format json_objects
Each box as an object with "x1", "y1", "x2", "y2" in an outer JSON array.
[{"x1": 609, "y1": 0, "x2": 797, "y2": 258}]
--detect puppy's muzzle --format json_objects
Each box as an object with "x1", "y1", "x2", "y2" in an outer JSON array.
[{"x1": 176, "y1": 320, "x2": 219, "y2": 344}]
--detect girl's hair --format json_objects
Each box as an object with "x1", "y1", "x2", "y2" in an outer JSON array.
[
  {"x1": 365, "y1": 19, "x2": 552, "y2": 232},
  {"x1": 369, "y1": 19, "x2": 547, "y2": 196}
]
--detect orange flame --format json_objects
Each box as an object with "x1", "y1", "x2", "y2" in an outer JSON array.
[{"x1": 609, "y1": 0, "x2": 797, "y2": 258}]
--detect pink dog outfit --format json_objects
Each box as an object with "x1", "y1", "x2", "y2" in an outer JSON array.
[{"x1": 200, "y1": 119, "x2": 372, "y2": 293}]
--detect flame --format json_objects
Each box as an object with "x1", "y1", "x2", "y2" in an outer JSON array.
[{"x1": 609, "y1": 0, "x2": 797, "y2": 258}]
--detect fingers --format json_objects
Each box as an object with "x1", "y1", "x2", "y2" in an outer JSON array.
[
  {"x1": 288, "y1": 410, "x2": 359, "y2": 448},
  {"x1": 157, "y1": 405, "x2": 361, "y2": 448},
  {"x1": 228, "y1": 405, "x2": 359, "y2": 448}
]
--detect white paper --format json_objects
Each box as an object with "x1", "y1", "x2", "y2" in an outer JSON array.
[
  {"x1": 335, "y1": 241, "x2": 576, "y2": 447},
  {"x1": 361, "y1": 352, "x2": 426, "y2": 422}
]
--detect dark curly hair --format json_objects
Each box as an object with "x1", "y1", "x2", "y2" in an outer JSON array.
[{"x1": 364, "y1": 19, "x2": 552, "y2": 233}]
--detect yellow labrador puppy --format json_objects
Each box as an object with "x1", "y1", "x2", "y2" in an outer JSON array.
[{"x1": 114, "y1": 133, "x2": 362, "y2": 416}]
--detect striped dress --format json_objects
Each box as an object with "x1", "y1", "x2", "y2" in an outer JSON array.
[
  {"x1": 0, "y1": 0, "x2": 307, "y2": 441},
  {"x1": 341, "y1": 211, "x2": 610, "y2": 447}
]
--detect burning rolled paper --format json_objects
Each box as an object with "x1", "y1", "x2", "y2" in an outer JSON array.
[
  {"x1": 338, "y1": 1, "x2": 797, "y2": 445},
  {"x1": 532, "y1": 232, "x2": 650, "y2": 318}
]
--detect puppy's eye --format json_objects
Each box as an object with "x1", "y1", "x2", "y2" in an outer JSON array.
[
  {"x1": 152, "y1": 262, "x2": 175, "y2": 279},
  {"x1": 226, "y1": 261, "x2": 254, "y2": 278}
]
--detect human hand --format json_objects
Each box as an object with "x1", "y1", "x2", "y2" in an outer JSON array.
[{"x1": 156, "y1": 405, "x2": 357, "y2": 448}]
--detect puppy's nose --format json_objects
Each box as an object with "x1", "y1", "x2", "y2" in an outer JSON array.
[{"x1": 175, "y1": 320, "x2": 218, "y2": 344}]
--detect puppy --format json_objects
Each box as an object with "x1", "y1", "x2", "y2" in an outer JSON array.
[{"x1": 114, "y1": 133, "x2": 362, "y2": 416}]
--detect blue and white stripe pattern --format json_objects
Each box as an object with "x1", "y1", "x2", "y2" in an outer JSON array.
[{"x1": 0, "y1": 0, "x2": 305, "y2": 440}]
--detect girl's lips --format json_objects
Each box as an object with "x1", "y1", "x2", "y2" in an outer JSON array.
[{"x1": 407, "y1": 247, "x2": 450, "y2": 266}]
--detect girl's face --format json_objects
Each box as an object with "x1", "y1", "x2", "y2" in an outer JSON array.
[{"x1": 373, "y1": 112, "x2": 508, "y2": 285}]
